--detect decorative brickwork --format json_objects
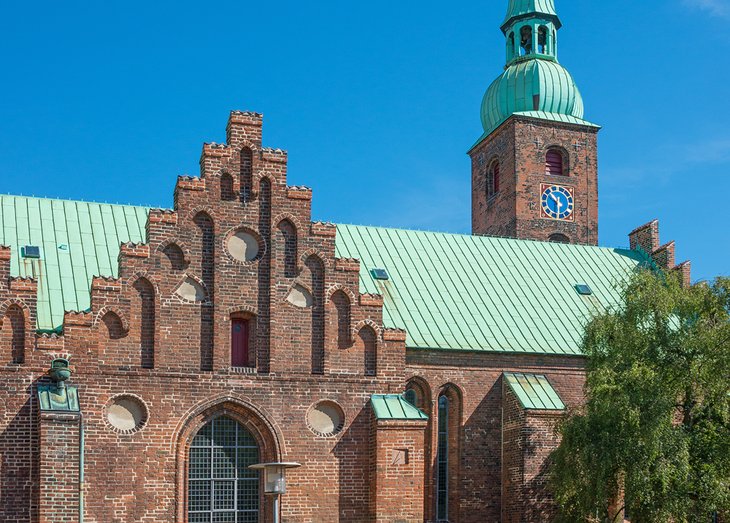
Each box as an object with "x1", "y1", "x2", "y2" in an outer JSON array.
[
  {"x1": 0, "y1": 112, "x2": 413, "y2": 522},
  {"x1": 0, "y1": 110, "x2": 696, "y2": 522}
]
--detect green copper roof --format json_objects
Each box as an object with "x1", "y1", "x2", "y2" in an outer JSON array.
[
  {"x1": 0, "y1": 195, "x2": 148, "y2": 331},
  {"x1": 0, "y1": 196, "x2": 647, "y2": 357},
  {"x1": 480, "y1": 59, "x2": 597, "y2": 138},
  {"x1": 503, "y1": 0, "x2": 558, "y2": 26},
  {"x1": 335, "y1": 224, "x2": 648, "y2": 355},
  {"x1": 503, "y1": 372, "x2": 565, "y2": 410},
  {"x1": 371, "y1": 394, "x2": 428, "y2": 420}
]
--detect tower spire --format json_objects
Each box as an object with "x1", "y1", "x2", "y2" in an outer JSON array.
[
  {"x1": 477, "y1": 0, "x2": 596, "y2": 140},
  {"x1": 502, "y1": 0, "x2": 561, "y2": 66},
  {"x1": 469, "y1": 1, "x2": 601, "y2": 246}
]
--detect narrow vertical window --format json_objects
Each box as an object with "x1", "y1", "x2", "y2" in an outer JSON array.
[
  {"x1": 546, "y1": 149, "x2": 565, "y2": 176},
  {"x1": 436, "y1": 395, "x2": 449, "y2": 521},
  {"x1": 487, "y1": 160, "x2": 500, "y2": 199},
  {"x1": 231, "y1": 318, "x2": 249, "y2": 368},
  {"x1": 508, "y1": 32, "x2": 515, "y2": 61}
]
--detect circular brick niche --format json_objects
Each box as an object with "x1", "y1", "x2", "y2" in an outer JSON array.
[
  {"x1": 226, "y1": 229, "x2": 262, "y2": 262},
  {"x1": 105, "y1": 395, "x2": 148, "y2": 434},
  {"x1": 307, "y1": 401, "x2": 345, "y2": 437}
]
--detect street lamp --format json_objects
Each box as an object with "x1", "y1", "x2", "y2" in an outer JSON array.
[{"x1": 249, "y1": 462, "x2": 301, "y2": 523}]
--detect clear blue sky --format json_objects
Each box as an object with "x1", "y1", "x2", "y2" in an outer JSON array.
[{"x1": 0, "y1": 0, "x2": 727, "y2": 281}]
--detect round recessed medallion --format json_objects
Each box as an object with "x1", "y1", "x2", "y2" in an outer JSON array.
[
  {"x1": 307, "y1": 401, "x2": 345, "y2": 437},
  {"x1": 286, "y1": 284, "x2": 313, "y2": 308},
  {"x1": 174, "y1": 277, "x2": 206, "y2": 302},
  {"x1": 226, "y1": 229, "x2": 261, "y2": 262},
  {"x1": 105, "y1": 395, "x2": 148, "y2": 434}
]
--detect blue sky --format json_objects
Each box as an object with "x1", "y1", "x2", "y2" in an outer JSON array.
[{"x1": 0, "y1": 0, "x2": 727, "y2": 281}]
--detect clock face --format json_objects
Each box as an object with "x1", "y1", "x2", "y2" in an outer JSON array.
[{"x1": 541, "y1": 184, "x2": 575, "y2": 221}]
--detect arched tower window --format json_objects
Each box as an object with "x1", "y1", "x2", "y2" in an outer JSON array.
[
  {"x1": 538, "y1": 26, "x2": 548, "y2": 54},
  {"x1": 188, "y1": 415, "x2": 260, "y2": 522},
  {"x1": 508, "y1": 32, "x2": 515, "y2": 61},
  {"x1": 549, "y1": 233, "x2": 570, "y2": 244},
  {"x1": 546, "y1": 149, "x2": 565, "y2": 176},
  {"x1": 520, "y1": 26, "x2": 532, "y2": 55},
  {"x1": 486, "y1": 160, "x2": 500, "y2": 199}
]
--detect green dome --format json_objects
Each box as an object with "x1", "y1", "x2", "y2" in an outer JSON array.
[
  {"x1": 503, "y1": 0, "x2": 558, "y2": 28},
  {"x1": 480, "y1": 59, "x2": 586, "y2": 136}
]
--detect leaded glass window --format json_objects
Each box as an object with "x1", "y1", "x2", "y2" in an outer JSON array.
[
  {"x1": 436, "y1": 395, "x2": 449, "y2": 521},
  {"x1": 188, "y1": 416, "x2": 260, "y2": 523}
]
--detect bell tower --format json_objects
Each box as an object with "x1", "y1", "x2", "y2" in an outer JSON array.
[{"x1": 470, "y1": 0, "x2": 600, "y2": 245}]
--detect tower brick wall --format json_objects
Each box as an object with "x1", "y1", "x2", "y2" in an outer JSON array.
[{"x1": 471, "y1": 116, "x2": 600, "y2": 245}]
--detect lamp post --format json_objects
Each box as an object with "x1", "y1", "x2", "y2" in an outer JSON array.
[{"x1": 249, "y1": 462, "x2": 301, "y2": 523}]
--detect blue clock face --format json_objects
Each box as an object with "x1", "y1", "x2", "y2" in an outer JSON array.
[{"x1": 541, "y1": 185, "x2": 574, "y2": 220}]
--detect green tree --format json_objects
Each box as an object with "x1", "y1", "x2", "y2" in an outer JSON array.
[{"x1": 550, "y1": 270, "x2": 730, "y2": 522}]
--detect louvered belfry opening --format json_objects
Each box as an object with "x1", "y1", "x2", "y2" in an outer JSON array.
[{"x1": 545, "y1": 149, "x2": 564, "y2": 176}]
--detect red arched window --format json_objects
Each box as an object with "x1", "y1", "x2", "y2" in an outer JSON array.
[
  {"x1": 487, "y1": 160, "x2": 500, "y2": 199},
  {"x1": 545, "y1": 149, "x2": 564, "y2": 176}
]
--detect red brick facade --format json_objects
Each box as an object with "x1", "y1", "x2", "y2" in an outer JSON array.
[
  {"x1": 0, "y1": 111, "x2": 685, "y2": 522},
  {"x1": 470, "y1": 116, "x2": 600, "y2": 246}
]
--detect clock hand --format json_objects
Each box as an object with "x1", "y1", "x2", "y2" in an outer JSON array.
[{"x1": 550, "y1": 193, "x2": 561, "y2": 212}]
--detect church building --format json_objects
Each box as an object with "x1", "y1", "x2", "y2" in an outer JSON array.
[{"x1": 0, "y1": 1, "x2": 690, "y2": 522}]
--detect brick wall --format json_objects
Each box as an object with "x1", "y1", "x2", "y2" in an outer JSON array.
[
  {"x1": 0, "y1": 110, "x2": 664, "y2": 522},
  {"x1": 501, "y1": 383, "x2": 562, "y2": 522},
  {"x1": 38, "y1": 411, "x2": 80, "y2": 523},
  {"x1": 406, "y1": 350, "x2": 586, "y2": 523},
  {"x1": 0, "y1": 112, "x2": 411, "y2": 523},
  {"x1": 370, "y1": 416, "x2": 427, "y2": 523},
  {"x1": 470, "y1": 116, "x2": 600, "y2": 245}
]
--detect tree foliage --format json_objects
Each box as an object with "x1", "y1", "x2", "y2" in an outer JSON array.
[{"x1": 550, "y1": 270, "x2": 730, "y2": 522}]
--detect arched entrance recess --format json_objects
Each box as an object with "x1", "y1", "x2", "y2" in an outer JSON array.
[{"x1": 176, "y1": 400, "x2": 282, "y2": 522}]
